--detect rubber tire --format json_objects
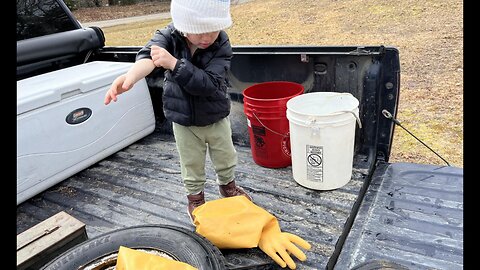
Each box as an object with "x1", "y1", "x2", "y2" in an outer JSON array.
[{"x1": 40, "y1": 224, "x2": 228, "y2": 270}]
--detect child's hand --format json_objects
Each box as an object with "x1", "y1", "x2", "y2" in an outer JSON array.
[
  {"x1": 104, "y1": 74, "x2": 134, "y2": 105},
  {"x1": 150, "y1": 45, "x2": 178, "y2": 70}
]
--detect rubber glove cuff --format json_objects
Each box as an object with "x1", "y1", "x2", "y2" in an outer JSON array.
[{"x1": 115, "y1": 246, "x2": 198, "y2": 270}]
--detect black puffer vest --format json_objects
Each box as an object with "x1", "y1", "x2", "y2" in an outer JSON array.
[{"x1": 136, "y1": 23, "x2": 233, "y2": 126}]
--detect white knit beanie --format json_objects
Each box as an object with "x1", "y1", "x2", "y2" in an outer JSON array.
[{"x1": 170, "y1": 0, "x2": 232, "y2": 34}]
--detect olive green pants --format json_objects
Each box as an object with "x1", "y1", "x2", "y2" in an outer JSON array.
[{"x1": 172, "y1": 117, "x2": 238, "y2": 195}]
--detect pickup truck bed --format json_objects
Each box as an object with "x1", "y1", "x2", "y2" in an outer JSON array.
[
  {"x1": 16, "y1": 121, "x2": 370, "y2": 269},
  {"x1": 16, "y1": 120, "x2": 463, "y2": 270}
]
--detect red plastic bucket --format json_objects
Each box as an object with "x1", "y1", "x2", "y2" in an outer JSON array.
[{"x1": 243, "y1": 81, "x2": 304, "y2": 168}]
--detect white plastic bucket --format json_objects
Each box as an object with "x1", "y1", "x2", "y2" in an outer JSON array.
[{"x1": 286, "y1": 92, "x2": 361, "y2": 190}]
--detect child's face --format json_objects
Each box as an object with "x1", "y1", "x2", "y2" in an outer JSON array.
[{"x1": 185, "y1": 31, "x2": 220, "y2": 49}]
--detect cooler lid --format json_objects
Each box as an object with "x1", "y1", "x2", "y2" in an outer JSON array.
[{"x1": 17, "y1": 61, "x2": 133, "y2": 115}]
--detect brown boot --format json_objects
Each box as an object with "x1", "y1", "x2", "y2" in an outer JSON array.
[
  {"x1": 219, "y1": 180, "x2": 252, "y2": 201},
  {"x1": 187, "y1": 191, "x2": 205, "y2": 224}
]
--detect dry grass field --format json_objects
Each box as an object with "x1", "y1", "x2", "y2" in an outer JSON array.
[{"x1": 74, "y1": 0, "x2": 463, "y2": 168}]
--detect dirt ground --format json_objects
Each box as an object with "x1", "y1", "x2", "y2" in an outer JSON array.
[
  {"x1": 72, "y1": 0, "x2": 463, "y2": 168},
  {"x1": 72, "y1": 1, "x2": 170, "y2": 22}
]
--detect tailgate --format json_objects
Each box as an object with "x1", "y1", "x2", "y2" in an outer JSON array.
[{"x1": 335, "y1": 162, "x2": 463, "y2": 269}]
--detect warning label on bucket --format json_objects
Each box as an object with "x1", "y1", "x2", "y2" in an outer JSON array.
[
  {"x1": 306, "y1": 145, "x2": 323, "y2": 182},
  {"x1": 251, "y1": 124, "x2": 267, "y2": 158},
  {"x1": 252, "y1": 125, "x2": 266, "y2": 136}
]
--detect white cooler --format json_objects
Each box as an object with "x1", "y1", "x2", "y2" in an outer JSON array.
[{"x1": 17, "y1": 61, "x2": 156, "y2": 205}]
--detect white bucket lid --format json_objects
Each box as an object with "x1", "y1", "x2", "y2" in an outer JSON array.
[{"x1": 286, "y1": 92, "x2": 359, "y2": 116}]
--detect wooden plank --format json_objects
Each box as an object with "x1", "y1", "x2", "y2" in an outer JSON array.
[{"x1": 17, "y1": 211, "x2": 87, "y2": 270}]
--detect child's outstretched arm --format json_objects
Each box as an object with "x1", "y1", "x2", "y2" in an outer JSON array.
[{"x1": 104, "y1": 58, "x2": 156, "y2": 105}]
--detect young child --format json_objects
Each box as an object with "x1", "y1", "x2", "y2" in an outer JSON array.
[{"x1": 104, "y1": 0, "x2": 251, "y2": 223}]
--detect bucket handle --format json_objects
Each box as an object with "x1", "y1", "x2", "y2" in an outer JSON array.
[
  {"x1": 252, "y1": 111, "x2": 289, "y2": 138},
  {"x1": 306, "y1": 110, "x2": 362, "y2": 129},
  {"x1": 340, "y1": 110, "x2": 362, "y2": 128}
]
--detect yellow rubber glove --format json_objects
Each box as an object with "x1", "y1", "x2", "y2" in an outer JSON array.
[
  {"x1": 192, "y1": 196, "x2": 275, "y2": 249},
  {"x1": 258, "y1": 218, "x2": 312, "y2": 269},
  {"x1": 115, "y1": 246, "x2": 198, "y2": 270},
  {"x1": 192, "y1": 196, "x2": 311, "y2": 269}
]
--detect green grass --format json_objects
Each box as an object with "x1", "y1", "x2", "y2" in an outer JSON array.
[{"x1": 103, "y1": 19, "x2": 171, "y2": 46}]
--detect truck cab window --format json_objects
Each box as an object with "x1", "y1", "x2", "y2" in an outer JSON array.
[{"x1": 17, "y1": 0, "x2": 78, "y2": 41}]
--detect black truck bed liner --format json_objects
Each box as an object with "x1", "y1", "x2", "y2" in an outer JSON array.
[
  {"x1": 16, "y1": 122, "x2": 371, "y2": 270},
  {"x1": 335, "y1": 162, "x2": 463, "y2": 270}
]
